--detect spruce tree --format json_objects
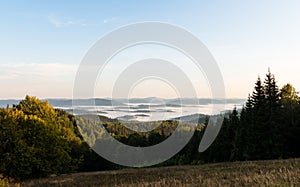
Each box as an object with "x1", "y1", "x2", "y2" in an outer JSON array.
[
  {"x1": 249, "y1": 76, "x2": 266, "y2": 159},
  {"x1": 263, "y1": 69, "x2": 282, "y2": 158},
  {"x1": 252, "y1": 76, "x2": 265, "y2": 108}
]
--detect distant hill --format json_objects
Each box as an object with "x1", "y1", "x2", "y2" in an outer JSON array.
[
  {"x1": 0, "y1": 98, "x2": 245, "y2": 109},
  {"x1": 166, "y1": 98, "x2": 245, "y2": 105},
  {"x1": 47, "y1": 98, "x2": 125, "y2": 107},
  {"x1": 171, "y1": 113, "x2": 207, "y2": 123},
  {"x1": 0, "y1": 99, "x2": 20, "y2": 108}
]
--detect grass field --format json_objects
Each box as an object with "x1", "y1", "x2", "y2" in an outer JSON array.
[{"x1": 20, "y1": 158, "x2": 300, "y2": 187}]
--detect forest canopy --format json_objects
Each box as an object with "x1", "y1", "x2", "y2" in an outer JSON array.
[
  {"x1": 0, "y1": 96, "x2": 85, "y2": 180},
  {"x1": 1, "y1": 70, "x2": 300, "y2": 181}
]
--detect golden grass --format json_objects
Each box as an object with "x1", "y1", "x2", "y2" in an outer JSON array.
[
  {"x1": 22, "y1": 158, "x2": 300, "y2": 187},
  {"x1": 0, "y1": 174, "x2": 20, "y2": 187}
]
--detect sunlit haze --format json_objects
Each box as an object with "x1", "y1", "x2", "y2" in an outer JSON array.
[{"x1": 1, "y1": 1, "x2": 300, "y2": 99}]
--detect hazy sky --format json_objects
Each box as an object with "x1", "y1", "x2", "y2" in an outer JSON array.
[{"x1": 1, "y1": 1, "x2": 300, "y2": 99}]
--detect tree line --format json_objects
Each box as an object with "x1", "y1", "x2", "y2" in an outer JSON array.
[
  {"x1": 203, "y1": 69, "x2": 300, "y2": 162},
  {"x1": 0, "y1": 96, "x2": 116, "y2": 180},
  {"x1": 1, "y1": 69, "x2": 300, "y2": 181}
]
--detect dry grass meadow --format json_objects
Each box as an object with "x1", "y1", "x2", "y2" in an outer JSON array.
[{"x1": 14, "y1": 158, "x2": 300, "y2": 187}]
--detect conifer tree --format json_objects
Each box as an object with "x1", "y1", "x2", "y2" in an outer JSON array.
[
  {"x1": 252, "y1": 76, "x2": 265, "y2": 108},
  {"x1": 263, "y1": 69, "x2": 282, "y2": 158}
]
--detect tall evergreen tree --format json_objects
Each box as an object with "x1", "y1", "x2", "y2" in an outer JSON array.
[
  {"x1": 202, "y1": 69, "x2": 300, "y2": 162},
  {"x1": 252, "y1": 76, "x2": 265, "y2": 108},
  {"x1": 264, "y1": 69, "x2": 280, "y2": 110},
  {"x1": 245, "y1": 94, "x2": 253, "y2": 111},
  {"x1": 263, "y1": 69, "x2": 282, "y2": 158},
  {"x1": 248, "y1": 76, "x2": 266, "y2": 159},
  {"x1": 228, "y1": 108, "x2": 240, "y2": 161}
]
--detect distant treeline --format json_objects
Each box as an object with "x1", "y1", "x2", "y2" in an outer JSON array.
[{"x1": 1, "y1": 70, "x2": 300, "y2": 181}]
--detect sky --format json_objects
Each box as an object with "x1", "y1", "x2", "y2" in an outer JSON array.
[{"x1": 1, "y1": 1, "x2": 300, "y2": 99}]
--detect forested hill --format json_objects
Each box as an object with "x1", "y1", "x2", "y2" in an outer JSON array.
[
  {"x1": 0, "y1": 96, "x2": 206, "y2": 181},
  {"x1": 1, "y1": 69, "x2": 300, "y2": 183},
  {"x1": 0, "y1": 98, "x2": 246, "y2": 109}
]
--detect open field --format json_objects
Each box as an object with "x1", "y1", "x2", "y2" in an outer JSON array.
[{"x1": 21, "y1": 158, "x2": 300, "y2": 187}]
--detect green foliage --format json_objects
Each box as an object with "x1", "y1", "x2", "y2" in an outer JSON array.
[
  {"x1": 0, "y1": 96, "x2": 85, "y2": 180},
  {"x1": 204, "y1": 69, "x2": 300, "y2": 163},
  {"x1": 2, "y1": 69, "x2": 300, "y2": 181},
  {"x1": 281, "y1": 83, "x2": 299, "y2": 106},
  {"x1": 58, "y1": 68, "x2": 300, "y2": 170}
]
